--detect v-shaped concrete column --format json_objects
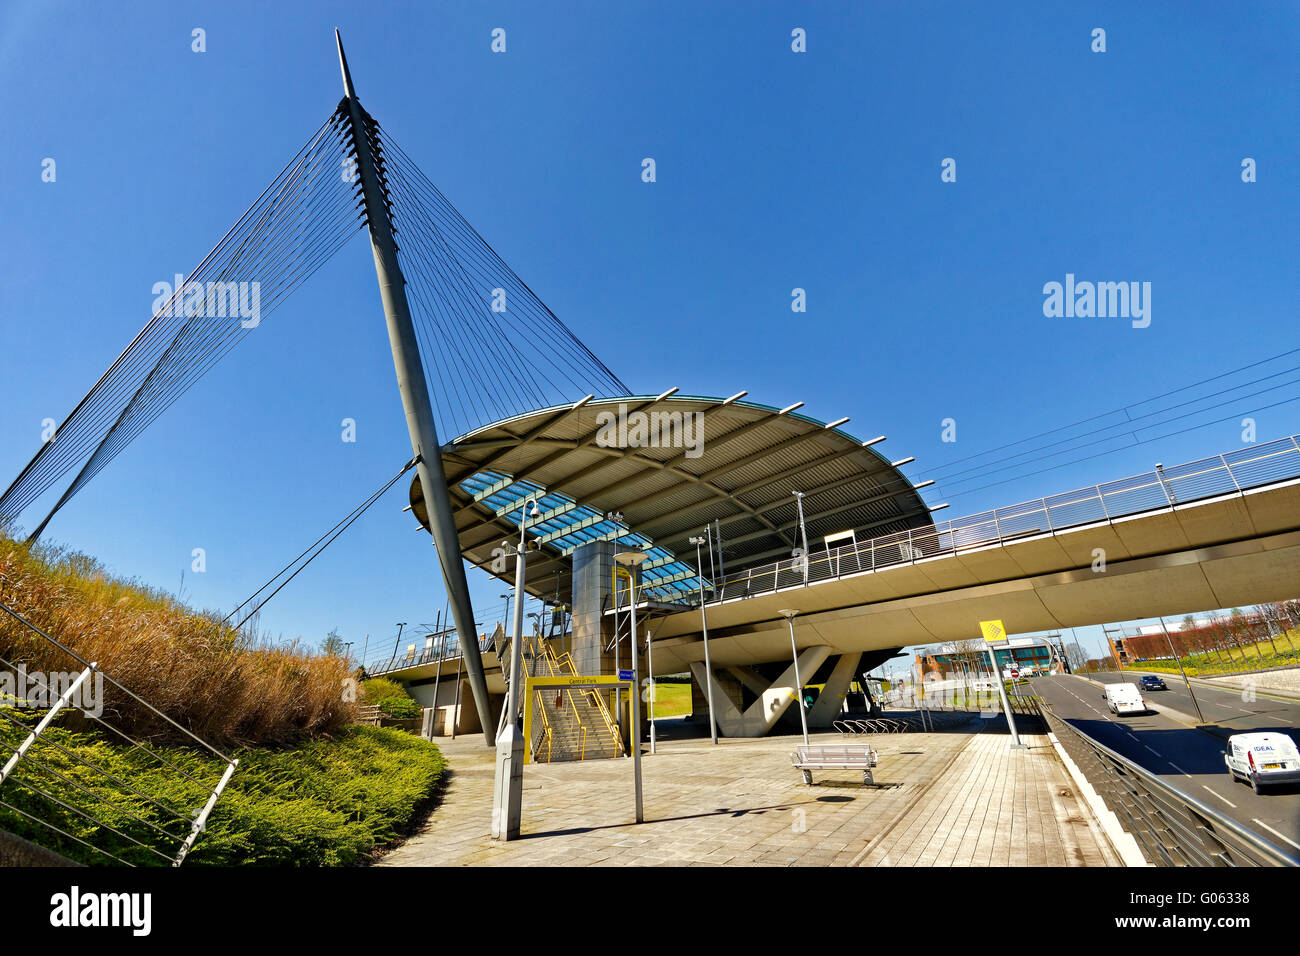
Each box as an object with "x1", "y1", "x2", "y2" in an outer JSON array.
[
  {"x1": 807, "y1": 652, "x2": 864, "y2": 728},
  {"x1": 691, "y1": 646, "x2": 831, "y2": 737}
]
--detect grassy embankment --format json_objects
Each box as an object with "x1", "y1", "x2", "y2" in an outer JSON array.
[
  {"x1": 1126, "y1": 630, "x2": 1300, "y2": 678},
  {"x1": 0, "y1": 533, "x2": 444, "y2": 865}
]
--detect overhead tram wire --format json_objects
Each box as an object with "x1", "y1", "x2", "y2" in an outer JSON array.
[
  {"x1": 926, "y1": 346, "x2": 1300, "y2": 485},
  {"x1": 931, "y1": 360, "x2": 1300, "y2": 484},
  {"x1": 933, "y1": 363, "x2": 1300, "y2": 489},
  {"x1": 941, "y1": 392, "x2": 1300, "y2": 500},
  {"x1": 919, "y1": 347, "x2": 1300, "y2": 502},
  {"x1": 935, "y1": 378, "x2": 1300, "y2": 498},
  {"x1": 223, "y1": 459, "x2": 418, "y2": 633}
]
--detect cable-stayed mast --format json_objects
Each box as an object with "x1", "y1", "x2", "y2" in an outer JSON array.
[{"x1": 334, "y1": 30, "x2": 494, "y2": 745}]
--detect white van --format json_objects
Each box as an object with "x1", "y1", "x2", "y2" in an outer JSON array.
[
  {"x1": 1224, "y1": 732, "x2": 1300, "y2": 793},
  {"x1": 1103, "y1": 682, "x2": 1147, "y2": 715}
]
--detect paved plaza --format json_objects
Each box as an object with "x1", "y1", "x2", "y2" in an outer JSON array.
[{"x1": 380, "y1": 718, "x2": 1119, "y2": 867}]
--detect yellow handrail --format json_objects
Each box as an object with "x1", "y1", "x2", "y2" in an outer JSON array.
[
  {"x1": 527, "y1": 635, "x2": 625, "y2": 760},
  {"x1": 533, "y1": 688, "x2": 553, "y2": 763}
]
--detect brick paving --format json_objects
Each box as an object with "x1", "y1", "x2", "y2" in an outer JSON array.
[
  {"x1": 379, "y1": 720, "x2": 1117, "y2": 867},
  {"x1": 856, "y1": 731, "x2": 1118, "y2": 866}
]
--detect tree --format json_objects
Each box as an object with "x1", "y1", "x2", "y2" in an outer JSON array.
[
  {"x1": 1258, "y1": 602, "x2": 1294, "y2": 654},
  {"x1": 322, "y1": 627, "x2": 346, "y2": 657}
]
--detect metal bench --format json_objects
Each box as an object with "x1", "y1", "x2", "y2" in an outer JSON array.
[{"x1": 790, "y1": 743, "x2": 878, "y2": 785}]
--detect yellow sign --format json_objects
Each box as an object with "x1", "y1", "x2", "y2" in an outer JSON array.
[
  {"x1": 979, "y1": 619, "x2": 1007, "y2": 643},
  {"x1": 522, "y1": 675, "x2": 632, "y2": 765}
]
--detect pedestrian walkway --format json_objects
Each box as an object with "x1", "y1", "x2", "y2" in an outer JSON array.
[
  {"x1": 857, "y1": 730, "x2": 1119, "y2": 866},
  {"x1": 380, "y1": 717, "x2": 1118, "y2": 867}
]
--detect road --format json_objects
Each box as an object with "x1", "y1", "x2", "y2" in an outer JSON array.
[{"x1": 1030, "y1": 672, "x2": 1300, "y2": 853}]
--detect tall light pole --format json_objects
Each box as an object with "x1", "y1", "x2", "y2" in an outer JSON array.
[
  {"x1": 646, "y1": 613, "x2": 658, "y2": 755},
  {"x1": 492, "y1": 496, "x2": 540, "y2": 840},
  {"x1": 1158, "y1": 615, "x2": 1205, "y2": 723},
  {"x1": 1103, "y1": 627, "x2": 1125, "y2": 671},
  {"x1": 615, "y1": 550, "x2": 648, "y2": 823},
  {"x1": 391, "y1": 622, "x2": 407, "y2": 664},
  {"x1": 689, "y1": 535, "x2": 718, "y2": 745},
  {"x1": 778, "y1": 609, "x2": 810, "y2": 745}
]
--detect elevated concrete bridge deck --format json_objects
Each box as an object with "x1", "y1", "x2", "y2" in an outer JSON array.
[{"x1": 645, "y1": 471, "x2": 1300, "y2": 674}]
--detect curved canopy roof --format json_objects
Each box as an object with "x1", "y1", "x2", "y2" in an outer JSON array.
[{"x1": 410, "y1": 391, "x2": 936, "y2": 602}]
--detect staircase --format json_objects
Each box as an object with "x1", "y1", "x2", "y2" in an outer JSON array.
[{"x1": 524, "y1": 636, "x2": 624, "y2": 763}]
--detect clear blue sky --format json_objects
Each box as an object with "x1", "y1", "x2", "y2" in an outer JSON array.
[{"x1": 1, "y1": 1, "x2": 1296, "y2": 660}]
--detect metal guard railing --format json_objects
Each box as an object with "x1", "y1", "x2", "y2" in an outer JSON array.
[
  {"x1": 362, "y1": 631, "x2": 496, "y2": 678},
  {"x1": 0, "y1": 600, "x2": 238, "y2": 866},
  {"x1": 1040, "y1": 703, "x2": 1300, "y2": 867},
  {"x1": 689, "y1": 435, "x2": 1300, "y2": 608}
]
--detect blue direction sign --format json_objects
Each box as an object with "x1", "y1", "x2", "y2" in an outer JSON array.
[{"x1": 618, "y1": 669, "x2": 633, "y2": 681}]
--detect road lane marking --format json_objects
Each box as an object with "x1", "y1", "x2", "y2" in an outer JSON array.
[
  {"x1": 1169, "y1": 762, "x2": 1189, "y2": 775},
  {"x1": 1202, "y1": 786, "x2": 1237, "y2": 808},
  {"x1": 1251, "y1": 820, "x2": 1300, "y2": 852}
]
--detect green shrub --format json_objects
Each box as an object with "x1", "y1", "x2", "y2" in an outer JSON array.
[
  {"x1": 376, "y1": 696, "x2": 420, "y2": 719},
  {"x1": 361, "y1": 677, "x2": 410, "y2": 703},
  {"x1": 0, "y1": 723, "x2": 445, "y2": 867}
]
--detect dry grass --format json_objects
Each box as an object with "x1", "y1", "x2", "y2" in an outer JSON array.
[{"x1": 0, "y1": 533, "x2": 356, "y2": 748}]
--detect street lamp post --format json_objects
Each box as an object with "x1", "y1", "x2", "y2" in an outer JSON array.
[
  {"x1": 646, "y1": 613, "x2": 657, "y2": 755},
  {"x1": 689, "y1": 535, "x2": 718, "y2": 745},
  {"x1": 1158, "y1": 616, "x2": 1206, "y2": 723},
  {"x1": 391, "y1": 622, "x2": 407, "y2": 663},
  {"x1": 615, "y1": 550, "x2": 648, "y2": 824},
  {"x1": 1103, "y1": 627, "x2": 1125, "y2": 671},
  {"x1": 778, "y1": 609, "x2": 810, "y2": 746},
  {"x1": 491, "y1": 497, "x2": 540, "y2": 841}
]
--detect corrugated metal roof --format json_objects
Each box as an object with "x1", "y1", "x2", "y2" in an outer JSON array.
[{"x1": 410, "y1": 394, "x2": 934, "y2": 601}]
